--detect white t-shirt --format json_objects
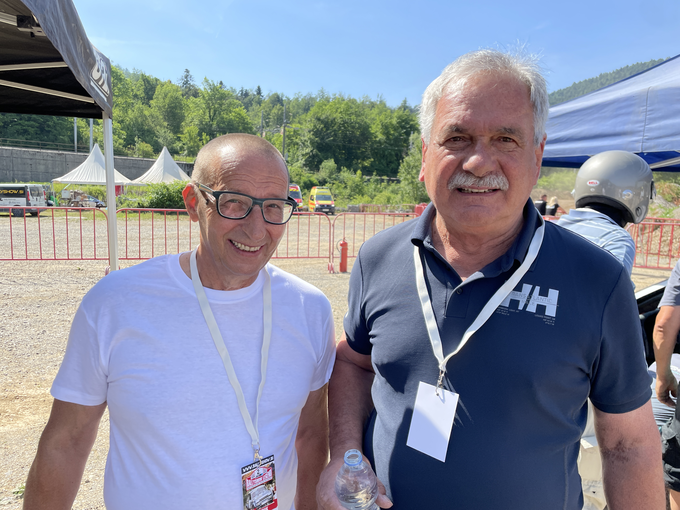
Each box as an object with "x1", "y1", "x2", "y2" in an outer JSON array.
[{"x1": 51, "y1": 254, "x2": 336, "y2": 510}]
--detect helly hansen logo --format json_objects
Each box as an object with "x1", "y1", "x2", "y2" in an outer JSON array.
[{"x1": 499, "y1": 284, "x2": 559, "y2": 318}]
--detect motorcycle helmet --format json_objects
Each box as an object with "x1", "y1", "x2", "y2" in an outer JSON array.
[{"x1": 574, "y1": 150, "x2": 654, "y2": 224}]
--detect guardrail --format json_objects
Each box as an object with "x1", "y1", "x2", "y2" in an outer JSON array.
[
  {"x1": 329, "y1": 212, "x2": 417, "y2": 272},
  {"x1": 117, "y1": 208, "x2": 199, "y2": 260},
  {"x1": 628, "y1": 217, "x2": 680, "y2": 269},
  {"x1": 0, "y1": 206, "x2": 109, "y2": 261},
  {"x1": 6, "y1": 208, "x2": 680, "y2": 272}
]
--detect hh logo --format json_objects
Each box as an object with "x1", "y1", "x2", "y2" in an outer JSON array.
[{"x1": 499, "y1": 284, "x2": 559, "y2": 318}]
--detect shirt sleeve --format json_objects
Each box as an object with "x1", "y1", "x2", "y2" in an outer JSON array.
[
  {"x1": 660, "y1": 261, "x2": 680, "y2": 307},
  {"x1": 309, "y1": 311, "x2": 336, "y2": 391},
  {"x1": 600, "y1": 230, "x2": 636, "y2": 277},
  {"x1": 343, "y1": 249, "x2": 372, "y2": 355},
  {"x1": 51, "y1": 302, "x2": 108, "y2": 406},
  {"x1": 589, "y1": 268, "x2": 652, "y2": 414}
]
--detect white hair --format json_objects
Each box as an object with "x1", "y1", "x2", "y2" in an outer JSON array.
[{"x1": 419, "y1": 49, "x2": 549, "y2": 146}]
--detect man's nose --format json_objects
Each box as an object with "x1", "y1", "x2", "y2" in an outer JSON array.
[
  {"x1": 462, "y1": 140, "x2": 497, "y2": 175},
  {"x1": 242, "y1": 204, "x2": 268, "y2": 240}
]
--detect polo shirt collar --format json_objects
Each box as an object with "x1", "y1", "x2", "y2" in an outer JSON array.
[
  {"x1": 411, "y1": 199, "x2": 540, "y2": 278},
  {"x1": 565, "y1": 208, "x2": 618, "y2": 226}
]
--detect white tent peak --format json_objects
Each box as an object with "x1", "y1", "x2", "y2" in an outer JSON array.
[
  {"x1": 133, "y1": 147, "x2": 191, "y2": 184},
  {"x1": 52, "y1": 144, "x2": 132, "y2": 185}
]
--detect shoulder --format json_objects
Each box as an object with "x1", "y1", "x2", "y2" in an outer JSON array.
[
  {"x1": 267, "y1": 264, "x2": 332, "y2": 312},
  {"x1": 84, "y1": 255, "x2": 177, "y2": 303}
]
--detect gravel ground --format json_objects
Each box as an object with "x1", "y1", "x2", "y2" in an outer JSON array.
[{"x1": 0, "y1": 256, "x2": 672, "y2": 509}]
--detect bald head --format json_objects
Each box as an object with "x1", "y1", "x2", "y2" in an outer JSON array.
[{"x1": 192, "y1": 134, "x2": 288, "y2": 187}]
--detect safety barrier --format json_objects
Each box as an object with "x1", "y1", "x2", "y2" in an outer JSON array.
[
  {"x1": 1, "y1": 208, "x2": 416, "y2": 269},
  {"x1": 628, "y1": 217, "x2": 680, "y2": 270},
  {"x1": 7, "y1": 208, "x2": 680, "y2": 272},
  {"x1": 274, "y1": 212, "x2": 333, "y2": 262},
  {"x1": 117, "y1": 208, "x2": 199, "y2": 260},
  {"x1": 0, "y1": 206, "x2": 109, "y2": 261},
  {"x1": 329, "y1": 212, "x2": 418, "y2": 272}
]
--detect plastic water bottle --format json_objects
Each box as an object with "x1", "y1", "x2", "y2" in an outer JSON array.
[{"x1": 334, "y1": 449, "x2": 379, "y2": 510}]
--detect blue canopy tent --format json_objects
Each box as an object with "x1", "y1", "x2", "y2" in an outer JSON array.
[{"x1": 543, "y1": 54, "x2": 680, "y2": 171}]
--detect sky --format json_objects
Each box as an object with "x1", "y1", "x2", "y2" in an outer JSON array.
[{"x1": 72, "y1": 0, "x2": 680, "y2": 108}]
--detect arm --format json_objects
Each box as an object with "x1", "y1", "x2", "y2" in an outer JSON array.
[
  {"x1": 653, "y1": 305, "x2": 680, "y2": 407},
  {"x1": 594, "y1": 401, "x2": 665, "y2": 509},
  {"x1": 316, "y1": 335, "x2": 392, "y2": 509},
  {"x1": 295, "y1": 384, "x2": 329, "y2": 510},
  {"x1": 23, "y1": 399, "x2": 107, "y2": 510}
]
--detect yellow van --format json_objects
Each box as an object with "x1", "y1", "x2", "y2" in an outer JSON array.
[{"x1": 308, "y1": 186, "x2": 335, "y2": 214}]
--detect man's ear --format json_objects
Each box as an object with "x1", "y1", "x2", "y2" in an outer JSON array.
[
  {"x1": 419, "y1": 138, "x2": 427, "y2": 182},
  {"x1": 183, "y1": 183, "x2": 200, "y2": 222}
]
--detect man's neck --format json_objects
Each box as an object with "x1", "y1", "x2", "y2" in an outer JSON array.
[
  {"x1": 178, "y1": 250, "x2": 258, "y2": 291},
  {"x1": 431, "y1": 213, "x2": 524, "y2": 280}
]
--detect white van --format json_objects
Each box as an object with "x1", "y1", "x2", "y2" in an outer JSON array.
[{"x1": 0, "y1": 184, "x2": 48, "y2": 216}]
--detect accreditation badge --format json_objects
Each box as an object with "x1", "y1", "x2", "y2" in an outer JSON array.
[{"x1": 241, "y1": 455, "x2": 278, "y2": 510}]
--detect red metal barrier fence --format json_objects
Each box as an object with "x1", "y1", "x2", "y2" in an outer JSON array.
[
  {"x1": 329, "y1": 212, "x2": 417, "y2": 272},
  {"x1": 117, "y1": 208, "x2": 199, "y2": 260},
  {"x1": 0, "y1": 206, "x2": 108, "y2": 261},
  {"x1": 6, "y1": 209, "x2": 680, "y2": 271},
  {"x1": 628, "y1": 217, "x2": 680, "y2": 269}
]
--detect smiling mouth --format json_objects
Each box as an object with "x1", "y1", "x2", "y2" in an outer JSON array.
[
  {"x1": 458, "y1": 188, "x2": 498, "y2": 194},
  {"x1": 231, "y1": 240, "x2": 262, "y2": 252}
]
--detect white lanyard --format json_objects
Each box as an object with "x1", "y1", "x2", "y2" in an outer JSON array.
[
  {"x1": 190, "y1": 249, "x2": 272, "y2": 462},
  {"x1": 414, "y1": 218, "x2": 545, "y2": 389}
]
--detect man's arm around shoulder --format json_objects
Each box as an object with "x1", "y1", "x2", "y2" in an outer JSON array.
[
  {"x1": 595, "y1": 401, "x2": 665, "y2": 509},
  {"x1": 23, "y1": 399, "x2": 106, "y2": 510},
  {"x1": 316, "y1": 335, "x2": 392, "y2": 510}
]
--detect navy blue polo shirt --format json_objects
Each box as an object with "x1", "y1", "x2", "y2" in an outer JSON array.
[{"x1": 344, "y1": 200, "x2": 651, "y2": 510}]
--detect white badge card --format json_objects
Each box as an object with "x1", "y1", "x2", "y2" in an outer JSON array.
[
  {"x1": 406, "y1": 381, "x2": 459, "y2": 462},
  {"x1": 241, "y1": 455, "x2": 278, "y2": 510}
]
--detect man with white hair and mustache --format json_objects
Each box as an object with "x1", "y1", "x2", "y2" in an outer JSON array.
[{"x1": 316, "y1": 50, "x2": 664, "y2": 510}]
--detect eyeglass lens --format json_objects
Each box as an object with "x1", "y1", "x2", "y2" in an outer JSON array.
[{"x1": 217, "y1": 193, "x2": 293, "y2": 224}]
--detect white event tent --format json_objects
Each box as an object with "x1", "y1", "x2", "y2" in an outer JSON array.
[
  {"x1": 52, "y1": 144, "x2": 132, "y2": 185},
  {"x1": 133, "y1": 146, "x2": 190, "y2": 184}
]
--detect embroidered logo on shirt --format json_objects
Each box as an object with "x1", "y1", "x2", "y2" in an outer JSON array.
[{"x1": 498, "y1": 283, "x2": 559, "y2": 323}]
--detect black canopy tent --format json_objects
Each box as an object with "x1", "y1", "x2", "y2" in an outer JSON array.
[{"x1": 0, "y1": 0, "x2": 120, "y2": 269}]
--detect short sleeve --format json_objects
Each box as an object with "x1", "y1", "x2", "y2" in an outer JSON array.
[
  {"x1": 601, "y1": 231, "x2": 636, "y2": 277},
  {"x1": 51, "y1": 303, "x2": 108, "y2": 406},
  {"x1": 660, "y1": 261, "x2": 680, "y2": 307},
  {"x1": 589, "y1": 269, "x2": 652, "y2": 413},
  {"x1": 343, "y1": 250, "x2": 372, "y2": 355},
  {"x1": 309, "y1": 312, "x2": 336, "y2": 391}
]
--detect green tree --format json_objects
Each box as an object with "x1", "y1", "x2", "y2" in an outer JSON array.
[
  {"x1": 178, "y1": 69, "x2": 200, "y2": 99},
  {"x1": 180, "y1": 125, "x2": 202, "y2": 157},
  {"x1": 366, "y1": 103, "x2": 418, "y2": 177},
  {"x1": 398, "y1": 133, "x2": 428, "y2": 204},
  {"x1": 191, "y1": 79, "x2": 254, "y2": 139},
  {"x1": 151, "y1": 81, "x2": 186, "y2": 135},
  {"x1": 298, "y1": 97, "x2": 372, "y2": 171}
]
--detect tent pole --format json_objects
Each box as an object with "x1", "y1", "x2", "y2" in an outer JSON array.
[{"x1": 103, "y1": 115, "x2": 119, "y2": 271}]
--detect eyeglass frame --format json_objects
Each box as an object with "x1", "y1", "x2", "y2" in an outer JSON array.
[{"x1": 195, "y1": 183, "x2": 297, "y2": 225}]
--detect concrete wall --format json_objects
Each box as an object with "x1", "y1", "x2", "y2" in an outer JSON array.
[{"x1": 0, "y1": 146, "x2": 194, "y2": 183}]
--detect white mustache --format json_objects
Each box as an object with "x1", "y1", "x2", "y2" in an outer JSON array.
[{"x1": 447, "y1": 172, "x2": 509, "y2": 191}]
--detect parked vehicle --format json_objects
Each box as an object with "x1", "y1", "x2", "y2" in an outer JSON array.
[
  {"x1": 289, "y1": 184, "x2": 305, "y2": 211},
  {"x1": 308, "y1": 186, "x2": 335, "y2": 215},
  {"x1": 0, "y1": 183, "x2": 47, "y2": 216},
  {"x1": 85, "y1": 195, "x2": 106, "y2": 208}
]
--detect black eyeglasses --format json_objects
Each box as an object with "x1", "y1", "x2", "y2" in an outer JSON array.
[{"x1": 196, "y1": 183, "x2": 297, "y2": 225}]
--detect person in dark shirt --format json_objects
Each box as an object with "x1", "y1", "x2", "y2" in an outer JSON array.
[
  {"x1": 316, "y1": 49, "x2": 664, "y2": 510},
  {"x1": 535, "y1": 193, "x2": 548, "y2": 214}
]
